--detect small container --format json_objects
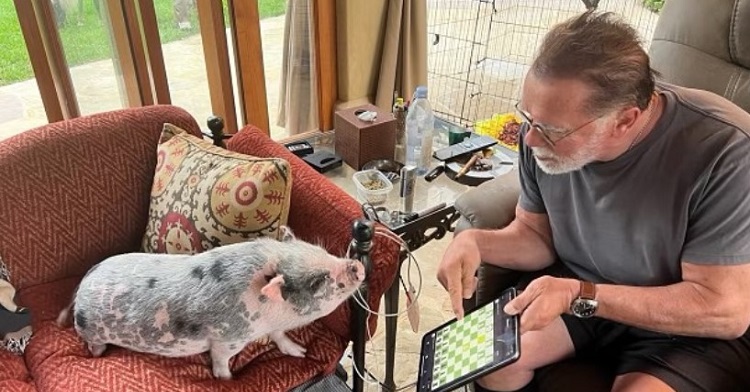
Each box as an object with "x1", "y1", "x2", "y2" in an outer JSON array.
[
  {"x1": 352, "y1": 169, "x2": 394, "y2": 206},
  {"x1": 400, "y1": 165, "x2": 417, "y2": 213}
]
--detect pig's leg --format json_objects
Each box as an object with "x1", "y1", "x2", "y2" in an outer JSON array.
[
  {"x1": 209, "y1": 341, "x2": 244, "y2": 380},
  {"x1": 269, "y1": 331, "x2": 306, "y2": 357},
  {"x1": 87, "y1": 343, "x2": 107, "y2": 357}
]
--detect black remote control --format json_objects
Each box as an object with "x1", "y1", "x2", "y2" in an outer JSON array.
[
  {"x1": 284, "y1": 141, "x2": 315, "y2": 157},
  {"x1": 432, "y1": 134, "x2": 498, "y2": 161}
]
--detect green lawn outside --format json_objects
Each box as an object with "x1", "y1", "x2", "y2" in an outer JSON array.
[{"x1": 0, "y1": 0, "x2": 286, "y2": 86}]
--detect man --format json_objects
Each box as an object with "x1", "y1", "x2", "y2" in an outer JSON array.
[{"x1": 437, "y1": 11, "x2": 750, "y2": 392}]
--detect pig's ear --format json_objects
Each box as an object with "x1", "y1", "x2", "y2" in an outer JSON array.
[
  {"x1": 279, "y1": 226, "x2": 295, "y2": 242},
  {"x1": 260, "y1": 275, "x2": 286, "y2": 302}
]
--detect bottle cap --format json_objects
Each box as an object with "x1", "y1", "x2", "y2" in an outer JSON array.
[{"x1": 414, "y1": 86, "x2": 428, "y2": 99}]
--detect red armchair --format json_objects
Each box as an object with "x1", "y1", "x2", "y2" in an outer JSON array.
[{"x1": 0, "y1": 105, "x2": 399, "y2": 391}]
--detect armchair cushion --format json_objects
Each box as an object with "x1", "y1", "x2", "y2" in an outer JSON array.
[
  {"x1": 141, "y1": 124, "x2": 292, "y2": 253},
  {"x1": 454, "y1": 169, "x2": 521, "y2": 234}
]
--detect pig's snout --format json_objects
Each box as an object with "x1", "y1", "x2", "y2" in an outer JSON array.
[{"x1": 348, "y1": 261, "x2": 365, "y2": 282}]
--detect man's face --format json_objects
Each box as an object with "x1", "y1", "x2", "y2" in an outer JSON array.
[{"x1": 518, "y1": 73, "x2": 611, "y2": 174}]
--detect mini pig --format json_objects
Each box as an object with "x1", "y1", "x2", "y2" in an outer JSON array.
[{"x1": 58, "y1": 228, "x2": 365, "y2": 380}]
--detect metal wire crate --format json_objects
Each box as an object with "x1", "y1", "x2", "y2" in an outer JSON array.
[{"x1": 427, "y1": 0, "x2": 661, "y2": 127}]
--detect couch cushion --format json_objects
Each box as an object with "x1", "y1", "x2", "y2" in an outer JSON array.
[
  {"x1": 0, "y1": 350, "x2": 33, "y2": 392},
  {"x1": 22, "y1": 280, "x2": 347, "y2": 392},
  {"x1": 141, "y1": 124, "x2": 292, "y2": 253},
  {"x1": 650, "y1": 0, "x2": 750, "y2": 112}
]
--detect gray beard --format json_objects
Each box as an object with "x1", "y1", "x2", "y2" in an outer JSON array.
[{"x1": 532, "y1": 151, "x2": 589, "y2": 175}]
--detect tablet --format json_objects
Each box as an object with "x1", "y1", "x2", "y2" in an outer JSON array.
[{"x1": 417, "y1": 287, "x2": 520, "y2": 392}]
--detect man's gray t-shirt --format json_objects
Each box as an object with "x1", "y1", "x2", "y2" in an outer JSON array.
[{"x1": 518, "y1": 83, "x2": 750, "y2": 286}]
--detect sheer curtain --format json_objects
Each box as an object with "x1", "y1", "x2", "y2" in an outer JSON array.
[
  {"x1": 277, "y1": 0, "x2": 319, "y2": 135},
  {"x1": 375, "y1": 0, "x2": 428, "y2": 109}
]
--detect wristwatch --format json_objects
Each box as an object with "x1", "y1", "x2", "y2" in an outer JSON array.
[{"x1": 570, "y1": 280, "x2": 598, "y2": 318}]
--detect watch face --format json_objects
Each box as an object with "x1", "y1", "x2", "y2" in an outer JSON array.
[{"x1": 571, "y1": 298, "x2": 598, "y2": 318}]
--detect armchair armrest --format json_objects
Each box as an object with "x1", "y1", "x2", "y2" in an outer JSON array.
[
  {"x1": 454, "y1": 169, "x2": 521, "y2": 233},
  {"x1": 226, "y1": 127, "x2": 400, "y2": 339}
]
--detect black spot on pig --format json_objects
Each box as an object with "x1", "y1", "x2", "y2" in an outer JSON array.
[
  {"x1": 173, "y1": 318, "x2": 186, "y2": 333},
  {"x1": 209, "y1": 260, "x2": 226, "y2": 281},
  {"x1": 250, "y1": 312, "x2": 261, "y2": 321},
  {"x1": 258, "y1": 295, "x2": 268, "y2": 303},
  {"x1": 191, "y1": 267, "x2": 204, "y2": 280},
  {"x1": 147, "y1": 278, "x2": 157, "y2": 288},
  {"x1": 188, "y1": 323, "x2": 201, "y2": 335},
  {"x1": 279, "y1": 271, "x2": 330, "y2": 315},
  {"x1": 172, "y1": 317, "x2": 201, "y2": 337},
  {"x1": 75, "y1": 311, "x2": 87, "y2": 329}
]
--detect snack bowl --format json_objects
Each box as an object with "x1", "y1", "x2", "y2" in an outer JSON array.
[{"x1": 352, "y1": 169, "x2": 394, "y2": 206}]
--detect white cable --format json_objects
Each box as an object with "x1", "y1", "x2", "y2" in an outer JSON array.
[
  {"x1": 347, "y1": 228, "x2": 434, "y2": 391},
  {"x1": 347, "y1": 229, "x2": 424, "y2": 319},
  {"x1": 347, "y1": 227, "x2": 426, "y2": 390},
  {"x1": 348, "y1": 340, "x2": 382, "y2": 387}
]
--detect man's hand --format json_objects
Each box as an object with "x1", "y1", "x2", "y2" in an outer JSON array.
[
  {"x1": 504, "y1": 276, "x2": 579, "y2": 334},
  {"x1": 436, "y1": 232, "x2": 481, "y2": 319}
]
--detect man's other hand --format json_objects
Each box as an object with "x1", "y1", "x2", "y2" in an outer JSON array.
[
  {"x1": 504, "y1": 276, "x2": 578, "y2": 334},
  {"x1": 437, "y1": 232, "x2": 481, "y2": 319}
]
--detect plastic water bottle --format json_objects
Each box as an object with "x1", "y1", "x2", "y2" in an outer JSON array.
[{"x1": 405, "y1": 86, "x2": 434, "y2": 176}]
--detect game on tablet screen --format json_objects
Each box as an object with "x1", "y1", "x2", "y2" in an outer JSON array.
[{"x1": 417, "y1": 287, "x2": 520, "y2": 392}]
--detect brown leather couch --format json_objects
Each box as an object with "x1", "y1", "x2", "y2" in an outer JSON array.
[{"x1": 454, "y1": 0, "x2": 750, "y2": 390}]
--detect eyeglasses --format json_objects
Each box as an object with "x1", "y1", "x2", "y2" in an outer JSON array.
[{"x1": 514, "y1": 102, "x2": 604, "y2": 147}]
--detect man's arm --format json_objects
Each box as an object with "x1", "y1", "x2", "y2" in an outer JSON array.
[
  {"x1": 438, "y1": 204, "x2": 557, "y2": 318},
  {"x1": 595, "y1": 261, "x2": 750, "y2": 339},
  {"x1": 464, "y1": 204, "x2": 557, "y2": 271}
]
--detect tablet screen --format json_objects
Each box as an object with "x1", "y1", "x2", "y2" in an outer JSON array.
[{"x1": 418, "y1": 288, "x2": 519, "y2": 392}]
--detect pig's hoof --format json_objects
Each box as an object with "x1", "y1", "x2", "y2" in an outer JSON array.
[
  {"x1": 88, "y1": 343, "x2": 106, "y2": 357},
  {"x1": 277, "y1": 340, "x2": 306, "y2": 358},
  {"x1": 212, "y1": 366, "x2": 232, "y2": 380}
]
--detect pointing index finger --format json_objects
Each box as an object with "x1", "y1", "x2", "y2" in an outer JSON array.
[{"x1": 446, "y1": 271, "x2": 465, "y2": 319}]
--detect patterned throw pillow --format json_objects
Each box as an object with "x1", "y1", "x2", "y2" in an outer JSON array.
[{"x1": 141, "y1": 124, "x2": 293, "y2": 254}]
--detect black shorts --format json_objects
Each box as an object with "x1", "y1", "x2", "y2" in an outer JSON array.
[
  {"x1": 509, "y1": 264, "x2": 750, "y2": 391},
  {"x1": 562, "y1": 315, "x2": 750, "y2": 392}
]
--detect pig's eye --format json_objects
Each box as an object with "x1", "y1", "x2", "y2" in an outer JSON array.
[{"x1": 309, "y1": 275, "x2": 328, "y2": 291}]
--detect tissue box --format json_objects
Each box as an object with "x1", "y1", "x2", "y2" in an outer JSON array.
[{"x1": 335, "y1": 104, "x2": 396, "y2": 170}]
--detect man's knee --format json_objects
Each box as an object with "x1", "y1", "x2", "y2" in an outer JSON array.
[{"x1": 611, "y1": 372, "x2": 675, "y2": 392}]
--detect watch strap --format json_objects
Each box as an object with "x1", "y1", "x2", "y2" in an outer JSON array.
[{"x1": 579, "y1": 280, "x2": 596, "y2": 300}]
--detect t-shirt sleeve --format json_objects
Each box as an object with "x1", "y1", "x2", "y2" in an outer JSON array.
[
  {"x1": 682, "y1": 138, "x2": 750, "y2": 264},
  {"x1": 517, "y1": 124, "x2": 546, "y2": 213}
]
